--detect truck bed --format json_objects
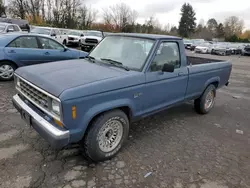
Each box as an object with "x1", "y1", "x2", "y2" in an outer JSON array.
[{"x1": 187, "y1": 56, "x2": 224, "y2": 65}]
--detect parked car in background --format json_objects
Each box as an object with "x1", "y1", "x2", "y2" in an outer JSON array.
[
  {"x1": 228, "y1": 43, "x2": 242, "y2": 55},
  {"x1": 0, "y1": 33, "x2": 88, "y2": 80},
  {"x1": 0, "y1": 17, "x2": 30, "y2": 32},
  {"x1": 30, "y1": 26, "x2": 67, "y2": 44},
  {"x1": 194, "y1": 42, "x2": 213, "y2": 54},
  {"x1": 13, "y1": 33, "x2": 232, "y2": 162},
  {"x1": 190, "y1": 40, "x2": 204, "y2": 51},
  {"x1": 80, "y1": 30, "x2": 104, "y2": 51},
  {"x1": 0, "y1": 22, "x2": 22, "y2": 34},
  {"x1": 241, "y1": 45, "x2": 250, "y2": 56},
  {"x1": 212, "y1": 43, "x2": 231, "y2": 56},
  {"x1": 183, "y1": 39, "x2": 192, "y2": 49},
  {"x1": 66, "y1": 30, "x2": 84, "y2": 46}
]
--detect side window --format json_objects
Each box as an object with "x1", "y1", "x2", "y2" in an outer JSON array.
[
  {"x1": 55, "y1": 29, "x2": 61, "y2": 35},
  {"x1": 38, "y1": 37, "x2": 64, "y2": 50},
  {"x1": 7, "y1": 25, "x2": 14, "y2": 32},
  {"x1": 13, "y1": 25, "x2": 20, "y2": 31},
  {"x1": 150, "y1": 42, "x2": 180, "y2": 72},
  {"x1": 7, "y1": 36, "x2": 38, "y2": 48},
  {"x1": 51, "y1": 29, "x2": 56, "y2": 36}
]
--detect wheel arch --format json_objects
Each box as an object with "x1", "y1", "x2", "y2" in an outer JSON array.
[{"x1": 79, "y1": 100, "x2": 135, "y2": 141}]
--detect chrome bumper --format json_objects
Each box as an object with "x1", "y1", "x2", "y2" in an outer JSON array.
[{"x1": 12, "y1": 94, "x2": 70, "y2": 149}]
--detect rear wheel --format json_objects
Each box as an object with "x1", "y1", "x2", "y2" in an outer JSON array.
[
  {"x1": 0, "y1": 61, "x2": 16, "y2": 81},
  {"x1": 194, "y1": 84, "x2": 216, "y2": 114},
  {"x1": 81, "y1": 110, "x2": 129, "y2": 162}
]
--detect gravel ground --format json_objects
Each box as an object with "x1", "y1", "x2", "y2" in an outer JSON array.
[{"x1": 0, "y1": 52, "x2": 250, "y2": 188}]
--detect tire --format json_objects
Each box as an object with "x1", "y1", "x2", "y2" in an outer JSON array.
[
  {"x1": 194, "y1": 84, "x2": 216, "y2": 114},
  {"x1": 0, "y1": 61, "x2": 17, "y2": 81},
  {"x1": 63, "y1": 40, "x2": 67, "y2": 46},
  {"x1": 81, "y1": 110, "x2": 129, "y2": 162}
]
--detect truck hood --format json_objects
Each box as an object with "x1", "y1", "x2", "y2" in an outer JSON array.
[{"x1": 15, "y1": 59, "x2": 135, "y2": 98}]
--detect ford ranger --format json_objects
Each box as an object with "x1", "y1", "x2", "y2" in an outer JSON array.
[{"x1": 12, "y1": 33, "x2": 232, "y2": 162}]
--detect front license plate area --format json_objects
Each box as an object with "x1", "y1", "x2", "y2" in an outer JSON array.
[{"x1": 21, "y1": 110, "x2": 31, "y2": 126}]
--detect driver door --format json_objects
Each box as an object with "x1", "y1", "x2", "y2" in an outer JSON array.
[{"x1": 143, "y1": 41, "x2": 188, "y2": 114}]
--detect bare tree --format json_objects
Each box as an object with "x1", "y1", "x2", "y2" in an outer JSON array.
[
  {"x1": 78, "y1": 5, "x2": 98, "y2": 29},
  {"x1": 102, "y1": 3, "x2": 137, "y2": 31},
  {"x1": 224, "y1": 16, "x2": 244, "y2": 37},
  {"x1": 8, "y1": 0, "x2": 28, "y2": 19}
]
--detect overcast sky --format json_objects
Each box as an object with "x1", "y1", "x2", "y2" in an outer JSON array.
[{"x1": 85, "y1": 0, "x2": 250, "y2": 29}]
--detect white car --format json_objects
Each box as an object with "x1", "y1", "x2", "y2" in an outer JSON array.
[
  {"x1": 194, "y1": 42, "x2": 213, "y2": 54},
  {"x1": 80, "y1": 30, "x2": 104, "y2": 51},
  {"x1": 0, "y1": 22, "x2": 22, "y2": 34},
  {"x1": 66, "y1": 30, "x2": 84, "y2": 46},
  {"x1": 30, "y1": 26, "x2": 67, "y2": 44}
]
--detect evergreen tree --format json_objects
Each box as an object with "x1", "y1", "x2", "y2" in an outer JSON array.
[{"x1": 178, "y1": 3, "x2": 196, "y2": 38}]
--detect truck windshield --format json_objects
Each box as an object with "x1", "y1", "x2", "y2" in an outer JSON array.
[
  {"x1": 89, "y1": 36, "x2": 155, "y2": 71},
  {"x1": 31, "y1": 27, "x2": 51, "y2": 35}
]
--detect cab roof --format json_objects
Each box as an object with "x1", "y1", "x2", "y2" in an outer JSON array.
[{"x1": 109, "y1": 33, "x2": 182, "y2": 40}]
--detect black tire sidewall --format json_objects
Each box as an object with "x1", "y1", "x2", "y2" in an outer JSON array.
[
  {"x1": 84, "y1": 110, "x2": 129, "y2": 162},
  {"x1": 0, "y1": 61, "x2": 16, "y2": 81}
]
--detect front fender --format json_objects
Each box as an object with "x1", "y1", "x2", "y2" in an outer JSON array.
[{"x1": 78, "y1": 98, "x2": 136, "y2": 139}]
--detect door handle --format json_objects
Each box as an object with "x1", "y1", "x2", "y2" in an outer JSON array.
[
  {"x1": 44, "y1": 52, "x2": 50, "y2": 55},
  {"x1": 8, "y1": 50, "x2": 16, "y2": 53},
  {"x1": 178, "y1": 72, "x2": 185, "y2": 76}
]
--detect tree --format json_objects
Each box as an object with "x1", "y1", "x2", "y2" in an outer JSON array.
[
  {"x1": 178, "y1": 3, "x2": 196, "y2": 38},
  {"x1": 224, "y1": 16, "x2": 244, "y2": 37},
  {"x1": 216, "y1": 23, "x2": 225, "y2": 38},
  {"x1": 102, "y1": 3, "x2": 137, "y2": 31},
  {"x1": 0, "y1": 0, "x2": 6, "y2": 16},
  {"x1": 207, "y1": 18, "x2": 218, "y2": 37}
]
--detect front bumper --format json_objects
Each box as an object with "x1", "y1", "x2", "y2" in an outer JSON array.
[{"x1": 12, "y1": 94, "x2": 70, "y2": 149}]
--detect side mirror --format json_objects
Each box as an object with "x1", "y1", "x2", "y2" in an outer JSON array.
[
  {"x1": 80, "y1": 34, "x2": 84, "y2": 37},
  {"x1": 64, "y1": 47, "x2": 69, "y2": 52},
  {"x1": 162, "y1": 63, "x2": 175, "y2": 72},
  {"x1": 51, "y1": 33, "x2": 56, "y2": 37}
]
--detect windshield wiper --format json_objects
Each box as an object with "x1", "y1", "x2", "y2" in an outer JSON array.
[
  {"x1": 100, "y1": 58, "x2": 130, "y2": 71},
  {"x1": 85, "y1": 55, "x2": 96, "y2": 63}
]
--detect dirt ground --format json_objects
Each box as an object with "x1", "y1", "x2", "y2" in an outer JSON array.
[{"x1": 0, "y1": 52, "x2": 250, "y2": 188}]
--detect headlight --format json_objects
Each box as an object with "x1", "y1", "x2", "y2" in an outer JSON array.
[
  {"x1": 16, "y1": 77, "x2": 20, "y2": 88},
  {"x1": 52, "y1": 99, "x2": 60, "y2": 115}
]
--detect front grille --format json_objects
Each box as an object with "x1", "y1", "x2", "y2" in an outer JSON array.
[
  {"x1": 85, "y1": 38, "x2": 98, "y2": 44},
  {"x1": 68, "y1": 37, "x2": 75, "y2": 40},
  {"x1": 19, "y1": 79, "x2": 50, "y2": 110}
]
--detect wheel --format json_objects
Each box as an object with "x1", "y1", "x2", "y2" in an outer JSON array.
[
  {"x1": 0, "y1": 61, "x2": 16, "y2": 81},
  {"x1": 81, "y1": 110, "x2": 129, "y2": 162},
  {"x1": 194, "y1": 84, "x2": 216, "y2": 114}
]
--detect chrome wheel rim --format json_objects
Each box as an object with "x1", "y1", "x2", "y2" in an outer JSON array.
[
  {"x1": 205, "y1": 90, "x2": 214, "y2": 110},
  {"x1": 0, "y1": 65, "x2": 14, "y2": 79},
  {"x1": 97, "y1": 119, "x2": 123, "y2": 153}
]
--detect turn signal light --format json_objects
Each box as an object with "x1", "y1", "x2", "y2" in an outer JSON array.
[{"x1": 72, "y1": 106, "x2": 76, "y2": 119}]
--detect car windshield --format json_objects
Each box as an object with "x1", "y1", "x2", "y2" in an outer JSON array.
[
  {"x1": 0, "y1": 24, "x2": 6, "y2": 32},
  {"x1": 31, "y1": 27, "x2": 51, "y2": 35},
  {"x1": 85, "y1": 31, "x2": 103, "y2": 37},
  {"x1": 69, "y1": 31, "x2": 81, "y2": 36},
  {"x1": 89, "y1": 36, "x2": 155, "y2": 71}
]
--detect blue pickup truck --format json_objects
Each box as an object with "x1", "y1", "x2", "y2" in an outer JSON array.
[{"x1": 12, "y1": 33, "x2": 232, "y2": 162}]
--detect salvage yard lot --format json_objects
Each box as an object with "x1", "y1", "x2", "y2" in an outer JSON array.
[{"x1": 0, "y1": 53, "x2": 250, "y2": 188}]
